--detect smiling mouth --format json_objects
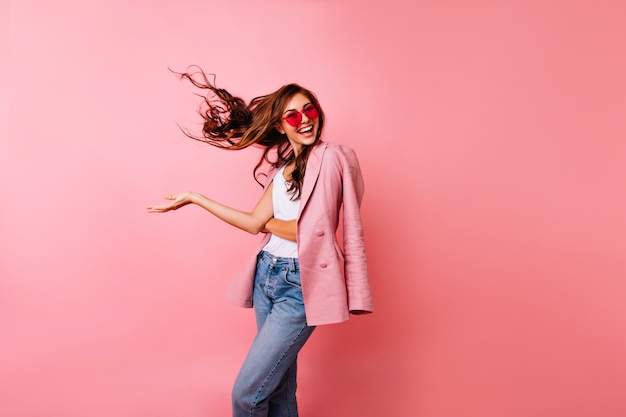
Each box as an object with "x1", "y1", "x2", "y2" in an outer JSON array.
[{"x1": 298, "y1": 125, "x2": 313, "y2": 134}]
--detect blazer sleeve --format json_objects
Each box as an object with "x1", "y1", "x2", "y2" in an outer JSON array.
[{"x1": 340, "y1": 146, "x2": 374, "y2": 314}]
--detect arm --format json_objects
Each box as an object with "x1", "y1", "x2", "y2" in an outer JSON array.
[
  {"x1": 340, "y1": 147, "x2": 373, "y2": 315},
  {"x1": 147, "y1": 183, "x2": 274, "y2": 235},
  {"x1": 263, "y1": 218, "x2": 297, "y2": 242}
]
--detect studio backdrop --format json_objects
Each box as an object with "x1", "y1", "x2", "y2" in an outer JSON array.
[{"x1": 2, "y1": 1, "x2": 625, "y2": 416}]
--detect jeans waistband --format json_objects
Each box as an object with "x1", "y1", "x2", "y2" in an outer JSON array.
[{"x1": 258, "y1": 250, "x2": 299, "y2": 272}]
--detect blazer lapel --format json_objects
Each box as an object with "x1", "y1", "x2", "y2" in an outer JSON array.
[{"x1": 298, "y1": 141, "x2": 327, "y2": 216}]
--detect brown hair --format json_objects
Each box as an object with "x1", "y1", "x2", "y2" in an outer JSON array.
[{"x1": 173, "y1": 66, "x2": 325, "y2": 200}]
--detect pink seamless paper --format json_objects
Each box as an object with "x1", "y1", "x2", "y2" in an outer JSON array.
[{"x1": 2, "y1": 1, "x2": 625, "y2": 416}]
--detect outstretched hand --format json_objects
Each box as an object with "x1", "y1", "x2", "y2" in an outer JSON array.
[{"x1": 147, "y1": 192, "x2": 194, "y2": 213}]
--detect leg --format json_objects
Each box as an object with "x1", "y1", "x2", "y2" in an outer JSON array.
[
  {"x1": 232, "y1": 253, "x2": 315, "y2": 417},
  {"x1": 267, "y1": 361, "x2": 298, "y2": 417},
  {"x1": 252, "y1": 263, "x2": 300, "y2": 416}
]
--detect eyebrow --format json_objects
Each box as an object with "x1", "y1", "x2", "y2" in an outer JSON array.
[{"x1": 283, "y1": 102, "x2": 312, "y2": 115}]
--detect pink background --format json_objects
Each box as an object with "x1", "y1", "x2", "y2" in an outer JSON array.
[{"x1": 2, "y1": 1, "x2": 625, "y2": 416}]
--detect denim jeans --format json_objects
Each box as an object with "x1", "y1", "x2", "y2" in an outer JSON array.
[{"x1": 232, "y1": 251, "x2": 316, "y2": 417}]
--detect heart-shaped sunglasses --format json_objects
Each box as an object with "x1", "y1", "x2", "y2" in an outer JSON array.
[{"x1": 282, "y1": 103, "x2": 320, "y2": 127}]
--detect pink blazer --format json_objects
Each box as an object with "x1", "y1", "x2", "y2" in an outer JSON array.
[{"x1": 225, "y1": 141, "x2": 373, "y2": 326}]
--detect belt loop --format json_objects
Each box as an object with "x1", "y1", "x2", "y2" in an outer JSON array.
[{"x1": 289, "y1": 258, "x2": 296, "y2": 273}]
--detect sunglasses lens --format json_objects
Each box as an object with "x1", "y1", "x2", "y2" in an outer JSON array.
[
  {"x1": 303, "y1": 105, "x2": 319, "y2": 120},
  {"x1": 284, "y1": 112, "x2": 301, "y2": 127}
]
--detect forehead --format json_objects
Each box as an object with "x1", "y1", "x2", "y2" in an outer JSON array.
[{"x1": 283, "y1": 92, "x2": 311, "y2": 111}]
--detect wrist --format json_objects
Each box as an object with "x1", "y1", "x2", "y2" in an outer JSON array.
[{"x1": 187, "y1": 191, "x2": 199, "y2": 205}]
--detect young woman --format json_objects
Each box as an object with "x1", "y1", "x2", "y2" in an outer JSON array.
[{"x1": 147, "y1": 68, "x2": 373, "y2": 417}]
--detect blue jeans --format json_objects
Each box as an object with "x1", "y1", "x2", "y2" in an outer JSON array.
[{"x1": 232, "y1": 251, "x2": 316, "y2": 417}]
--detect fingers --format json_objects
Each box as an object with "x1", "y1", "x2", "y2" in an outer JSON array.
[
  {"x1": 146, "y1": 193, "x2": 181, "y2": 213},
  {"x1": 147, "y1": 197, "x2": 174, "y2": 212}
]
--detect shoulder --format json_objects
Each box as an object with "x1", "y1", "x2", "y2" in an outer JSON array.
[
  {"x1": 319, "y1": 141, "x2": 356, "y2": 154},
  {"x1": 315, "y1": 141, "x2": 359, "y2": 163},
  {"x1": 261, "y1": 166, "x2": 281, "y2": 188}
]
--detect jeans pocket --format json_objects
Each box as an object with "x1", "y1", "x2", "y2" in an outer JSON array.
[{"x1": 283, "y1": 269, "x2": 302, "y2": 289}]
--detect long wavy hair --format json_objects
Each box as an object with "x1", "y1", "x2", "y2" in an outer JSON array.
[{"x1": 173, "y1": 66, "x2": 325, "y2": 200}]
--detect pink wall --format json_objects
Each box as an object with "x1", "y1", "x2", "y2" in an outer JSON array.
[{"x1": 2, "y1": 1, "x2": 625, "y2": 416}]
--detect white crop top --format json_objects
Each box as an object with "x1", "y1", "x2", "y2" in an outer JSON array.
[{"x1": 262, "y1": 166, "x2": 300, "y2": 258}]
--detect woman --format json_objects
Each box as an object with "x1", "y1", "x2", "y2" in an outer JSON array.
[{"x1": 148, "y1": 68, "x2": 373, "y2": 417}]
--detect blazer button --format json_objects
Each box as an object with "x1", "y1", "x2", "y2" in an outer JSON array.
[
  {"x1": 315, "y1": 230, "x2": 324, "y2": 236},
  {"x1": 319, "y1": 263, "x2": 327, "y2": 268}
]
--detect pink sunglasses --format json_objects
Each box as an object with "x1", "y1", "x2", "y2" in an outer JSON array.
[{"x1": 282, "y1": 103, "x2": 320, "y2": 127}]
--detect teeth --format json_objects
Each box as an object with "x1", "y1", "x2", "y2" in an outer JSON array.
[{"x1": 299, "y1": 126, "x2": 313, "y2": 133}]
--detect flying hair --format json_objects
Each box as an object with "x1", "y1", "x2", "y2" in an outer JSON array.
[{"x1": 170, "y1": 66, "x2": 325, "y2": 199}]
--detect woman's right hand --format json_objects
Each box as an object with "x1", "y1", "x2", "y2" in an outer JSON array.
[
  {"x1": 146, "y1": 186, "x2": 273, "y2": 236},
  {"x1": 147, "y1": 192, "x2": 195, "y2": 213}
]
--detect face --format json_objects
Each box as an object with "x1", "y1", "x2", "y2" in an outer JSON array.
[{"x1": 277, "y1": 92, "x2": 320, "y2": 156}]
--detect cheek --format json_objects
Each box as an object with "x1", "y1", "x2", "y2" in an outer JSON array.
[{"x1": 277, "y1": 122, "x2": 289, "y2": 134}]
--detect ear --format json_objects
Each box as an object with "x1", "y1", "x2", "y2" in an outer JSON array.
[{"x1": 275, "y1": 123, "x2": 286, "y2": 135}]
